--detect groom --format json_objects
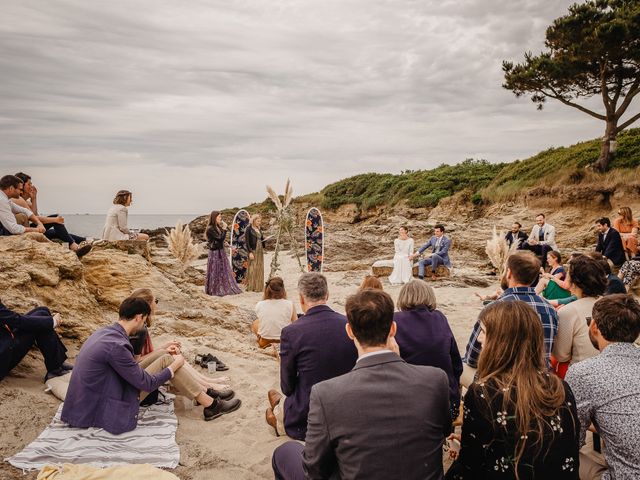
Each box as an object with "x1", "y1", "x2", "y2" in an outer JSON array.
[{"x1": 410, "y1": 224, "x2": 451, "y2": 280}]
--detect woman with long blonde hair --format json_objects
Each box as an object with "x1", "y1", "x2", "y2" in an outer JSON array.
[
  {"x1": 446, "y1": 301, "x2": 579, "y2": 479},
  {"x1": 614, "y1": 206, "x2": 638, "y2": 257}
]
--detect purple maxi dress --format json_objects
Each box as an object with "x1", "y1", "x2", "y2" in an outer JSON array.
[{"x1": 205, "y1": 225, "x2": 241, "y2": 297}]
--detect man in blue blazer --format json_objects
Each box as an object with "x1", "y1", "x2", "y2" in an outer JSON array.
[
  {"x1": 410, "y1": 224, "x2": 452, "y2": 280},
  {"x1": 0, "y1": 300, "x2": 70, "y2": 381},
  {"x1": 266, "y1": 273, "x2": 357, "y2": 441},
  {"x1": 595, "y1": 217, "x2": 626, "y2": 267}
]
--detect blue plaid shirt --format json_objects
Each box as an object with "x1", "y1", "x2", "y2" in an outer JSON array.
[{"x1": 463, "y1": 287, "x2": 558, "y2": 368}]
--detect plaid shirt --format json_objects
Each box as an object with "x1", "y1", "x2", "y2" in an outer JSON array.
[{"x1": 463, "y1": 287, "x2": 558, "y2": 368}]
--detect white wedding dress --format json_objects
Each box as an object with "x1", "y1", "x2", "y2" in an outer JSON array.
[{"x1": 389, "y1": 238, "x2": 414, "y2": 284}]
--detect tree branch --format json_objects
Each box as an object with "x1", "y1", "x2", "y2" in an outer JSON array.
[
  {"x1": 615, "y1": 78, "x2": 640, "y2": 117},
  {"x1": 616, "y1": 111, "x2": 640, "y2": 133},
  {"x1": 600, "y1": 62, "x2": 612, "y2": 113},
  {"x1": 542, "y1": 87, "x2": 606, "y2": 120}
]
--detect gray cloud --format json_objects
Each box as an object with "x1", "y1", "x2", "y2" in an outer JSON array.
[{"x1": 0, "y1": 0, "x2": 617, "y2": 213}]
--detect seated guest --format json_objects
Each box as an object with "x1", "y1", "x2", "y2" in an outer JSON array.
[
  {"x1": 358, "y1": 275, "x2": 383, "y2": 291},
  {"x1": 447, "y1": 301, "x2": 580, "y2": 479},
  {"x1": 614, "y1": 206, "x2": 638, "y2": 258},
  {"x1": 389, "y1": 226, "x2": 414, "y2": 285},
  {"x1": 251, "y1": 277, "x2": 296, "y2": 348},
  {"x1": 552, "y1": 255, "x2": 606, "y2": 367},
  {"x1": 565, "y1": 294, "x2": 640, "y2": 480},
  {"x1": 62, "y1": 297, "x2": 240, "y2": 434},
  {"x1": 265, "y1": 273, "x2": 357, "y2": 440},
  {"x1": 101, "y1": 190, "x2": 149, "y2": 241},
  {"x1": 505, "y1": 221, "x2": 528, "y2": 249},
  {"x1": 12, "y1": 172, "x2": 91, "y2": 257},
  {"x1": 0, "y1": 175, "x2": 46, "y2": 236},
  {"x1": 522, "y1": 213, "x2": 557, "y2": 267},
  {"x1": 1, "y1": 300, "x2": 71, "y2": 381},
  {"x1": 586, "y1": 251, "x2": 626, "y2": 295},
  {"x1": 536, "y1": 250, "x2": 571, "y2": 300},
  {"x1": 619, "y1": 254, "x2": 640, "y2": 291},
  {"x1": 130, "y1": 288, "x2": 232, "y2": 396},
  {"x1": 595, "y1": 217, "x2": 626, "y2": 267},
  {"x1": 409, "y1": 224, "x2": 452, "y2": 280},
  {"x1": 462, "y1": 251, "x2": 558, "y2": 387},
  {"x1": 394, "y1": 280, "x2": 462, "y2": 420},
  {"x1": 272, "y1": 289, "x2": 451, "y2": 480}
]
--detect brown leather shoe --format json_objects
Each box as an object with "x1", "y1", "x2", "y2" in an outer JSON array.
[
  {"x1": 265, "y1": 407, "x2": 279, "y2": 435},
  {"x1": 268, "y1": 389, "x2": 282, "y2": 409}
]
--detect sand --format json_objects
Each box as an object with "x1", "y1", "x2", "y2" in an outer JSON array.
[{"x1": 0, "y1": 250, "x2": 495, "y2": 479}]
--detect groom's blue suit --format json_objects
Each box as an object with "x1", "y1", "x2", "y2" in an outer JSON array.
[{"x1": 417, "y1": 235, "x2": 451, "y2": 277}]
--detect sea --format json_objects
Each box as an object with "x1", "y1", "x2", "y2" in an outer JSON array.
[{"x1": 61, "y1": 214, "x2": 201, "y2": 239}]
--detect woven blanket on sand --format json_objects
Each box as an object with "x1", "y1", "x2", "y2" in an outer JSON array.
[{"x1": 6, "y1": 399, "x2": 179, "y2": 471}]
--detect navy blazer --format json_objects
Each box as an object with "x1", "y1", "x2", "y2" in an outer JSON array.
[
  {"x1": 394, "y1": 308, "x2": 463, "y2": 417},
  {"x1": 596, "y1": 228, "x2": 626, "y2": 266},
  {"x1": 0, "y1": 302, "x2": 55, "y2": 379},
  {"x1": 279, "y1": 305, "x2": 358, "y2": 440},
  {"x1": 61, "y1": 323, "x2": 172, "y2": 434}
]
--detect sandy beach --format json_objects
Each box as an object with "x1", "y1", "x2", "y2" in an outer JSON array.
[{"x1": 1, "y1": 246, "x2": 494, "y2": 480}]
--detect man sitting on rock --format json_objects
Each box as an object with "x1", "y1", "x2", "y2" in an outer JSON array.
[
  {"x1": 265, "y1": 273, "x2": 357, "y2": 440},
  {"x1": 12, "y1": 172, "x2": 91, "y2": 257},
  {"x1": 410, "y1": 224, "x2": 451, "y2": 280},
  {"x1": 522, "y1": 213, "x2": 557, "y2": 268},
  {"x1": 0, "y1": 174, "x2": 46, "y2": 236},
  {"x1": 271, "y1": 289, "x2": 451, "y2": 480},
  {"x1": 0, "y1": 300, "x2": 72, "y2": 381},
  {"x1": 595, "y1": 217, "x2": 626, "y2": 268},
  {"x1": 62, "y1": 297, "x2": 240, "y2": 434},
  {"x1": 505, "y1": 221, "x2": 528, "y2": 249}
]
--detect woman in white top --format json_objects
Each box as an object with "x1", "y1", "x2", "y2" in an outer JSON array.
[
  {"x1": 552, "y1": 255, "x2": 607, "y2": 367},
  {"x1": 251, "y1": 277, "x2": 296, "y2": 348},
  {"x1": 101, "y1": 190, "x2": 149, "y2": 241},
  {"x1": 389, "y1": 226, "x2": 414, "y2": 285}
]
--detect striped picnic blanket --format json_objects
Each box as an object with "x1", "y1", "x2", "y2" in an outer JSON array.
[{"x1": 6, "y1": 398, "x2": 179, "y2": 471}]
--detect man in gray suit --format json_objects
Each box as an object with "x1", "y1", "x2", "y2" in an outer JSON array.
[{"x1": 272, "y1": 289, "x2": 451, "y2": 480}]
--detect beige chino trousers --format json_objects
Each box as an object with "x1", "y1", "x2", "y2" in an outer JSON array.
[{"x1": 138, "y1": 349, "x2": 203, "y2": 401}]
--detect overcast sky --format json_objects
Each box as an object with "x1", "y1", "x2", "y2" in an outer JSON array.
[{"x1": 0, "y1": 0, "x2": 615, "y2": 214}]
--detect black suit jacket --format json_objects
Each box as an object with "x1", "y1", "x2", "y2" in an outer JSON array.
[
  {"x1": 302, "y1": 352, "x2": 450, "y2": 480},
  {"x1": 596, "y1": 228, "x2": 626, "y2": 266}
]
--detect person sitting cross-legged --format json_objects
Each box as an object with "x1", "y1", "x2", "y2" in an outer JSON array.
[
  {"x1": 62, "y1": 297, "x2": 240, "y2": 434},
  {"x1": 265, "y1": 273, "x2": 357, "y2": 441},
  {"x1": 410, "y1": 224, "x2": 452, "y2": 280},
  {"x1": 0, "y1": 299, "x2": 72, "y2": 382},
  {"x1": 565, "y1": 294, "x2": 640, "y2": 480},
  {"x1": 272, "y1": 289, "x2": 452, "y2": 480}
]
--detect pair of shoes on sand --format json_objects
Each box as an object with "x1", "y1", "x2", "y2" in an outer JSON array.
[
  {"x1": 44, "y1": 361, "x2": 73, "y2": 382},
  {"x1": 195, "y1": 353, "x2": 229, "y2": 371},
  {"x1": 265, "y1": 389, "x2": 283, "y2": 434}
]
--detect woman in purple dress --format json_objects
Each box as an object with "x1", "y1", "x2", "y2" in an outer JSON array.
[{"x1": 205, "y1": 211, "x2": 241, "y2": 296}]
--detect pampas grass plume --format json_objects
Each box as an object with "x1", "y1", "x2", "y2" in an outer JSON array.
[
  {"x1": 164, "y1": 221, "x2": 200, "y2": 265},
  {"x1": 485, "y1": 226, "x2": 517, "y2": 276},
  {"x1": 266, "y1": 185, "x2": 283, "y2": 211}
]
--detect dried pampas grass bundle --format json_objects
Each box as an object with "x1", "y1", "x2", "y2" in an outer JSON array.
[
  {"x1": 164, "y1": 221, "x2": 200, "y2": 265},
  {"x1": 485, "y1": 226, "x2": 517, "y2": 276},
  {"x1": 266, "y1": 185, "x2": 283, "y2": 211}
]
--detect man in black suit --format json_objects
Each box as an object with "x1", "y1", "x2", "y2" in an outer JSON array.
[
  {"x1": 595, "y1": 217, "x2": 626, "y2": 267},
  {"x1": 505, "y1": 222, "x2": 528, "y2": 249},
  {"x1": 272, "y1": 289, "x2": 451, "y2": 480},
  {"x1": 1, "y1": 300, "x2": 71, "y2": 381},
  {"x1": 265, "y1": 273, "x2": 357, "y2": 440}
]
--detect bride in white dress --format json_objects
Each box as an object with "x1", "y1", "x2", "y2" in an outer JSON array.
[{"x1": 389, "y1": 226, "x2": 414, "y2": 285}]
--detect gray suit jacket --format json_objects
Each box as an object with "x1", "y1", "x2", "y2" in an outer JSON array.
[{"x1": 303, "y1": 351, "x2": 451, "y2": 480}]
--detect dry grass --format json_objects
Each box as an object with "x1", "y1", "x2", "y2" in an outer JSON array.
[
  {"x1": 485, "y1": 226, "x2": 517, "y2": 276},
  {"x1": 164, "y1": 221, "x2": 200, "y2": 265}
]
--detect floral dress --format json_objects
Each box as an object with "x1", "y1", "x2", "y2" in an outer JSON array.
[{"x1": 446, "y1": 378, "x2": 580, "y2": 479}]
